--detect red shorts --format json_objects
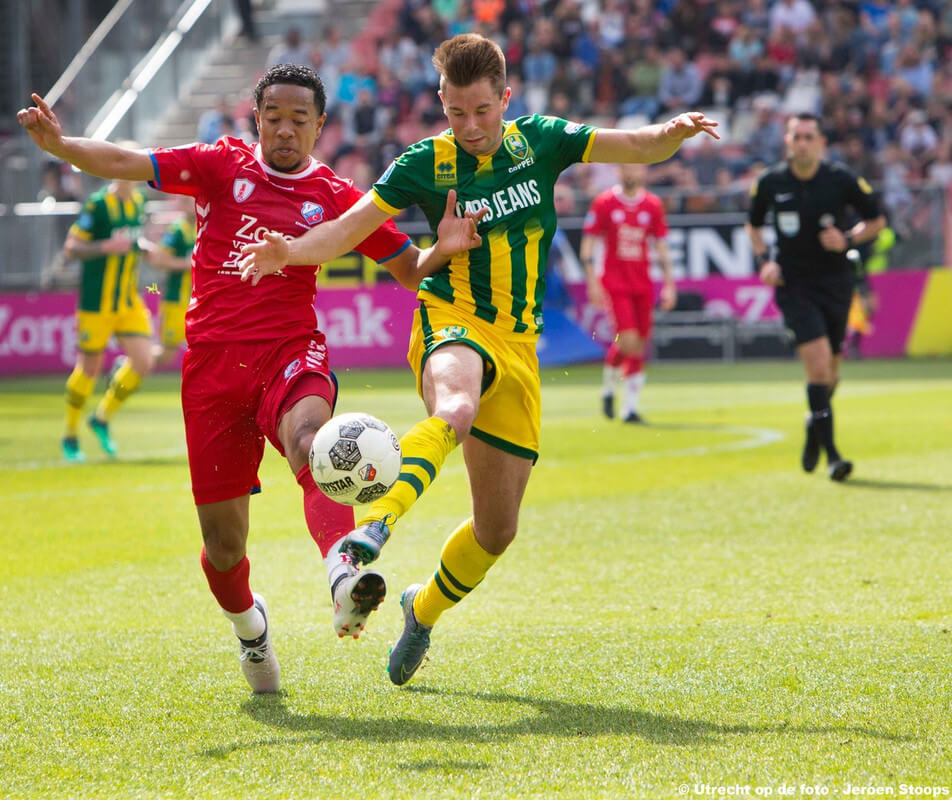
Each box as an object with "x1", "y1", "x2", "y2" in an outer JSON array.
[
  {"x1": 181, "y1": 334, "x2": 336, "y2": 505},
  {"x1": 605, "y1": 287, "x2": 654, "y2": 338}
]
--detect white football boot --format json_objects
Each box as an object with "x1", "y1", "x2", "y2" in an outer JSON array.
[
  {"x1": 236, "y1": 594, "x2": 281, "y2": 693},
  {"x1": 331, "y1": 563, "x2": 386, "y2": 639}
]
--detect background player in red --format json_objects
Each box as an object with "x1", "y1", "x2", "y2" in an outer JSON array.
[
  {"x1": 17, "y1": 64, "x2": 479, "y2": 693},
  {"x1": 581, "y1": 163, "x2": 676, "y2": 423}
]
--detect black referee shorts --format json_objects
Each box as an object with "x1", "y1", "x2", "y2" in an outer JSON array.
[{"x1": 775, "y1": 282, "x2": 852, "y2": 354}]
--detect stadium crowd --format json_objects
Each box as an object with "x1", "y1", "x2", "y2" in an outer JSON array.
[{"x1": 203, "y1": 0, "x2": 952, "y2": 219}]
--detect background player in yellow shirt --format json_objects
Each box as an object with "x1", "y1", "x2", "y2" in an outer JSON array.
[
  {"x1": 239, "y1": 33, "x2": 718, "y2": 685},
  {"x1": 62, "y1": 171, "x2": 154, "y2": 461}
]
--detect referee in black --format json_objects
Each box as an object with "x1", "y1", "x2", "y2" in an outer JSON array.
[{"x1": 746, "y1": 112, "x2": 885, "y2": 481}]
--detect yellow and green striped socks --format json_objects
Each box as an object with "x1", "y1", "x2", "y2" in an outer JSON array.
[
  {"x1": 358, "y1": 415, "x2": 457, "y2": 527},
  {"x1": 64, "y1": 366, "x2": 95, "y2": 436},
  {"x1": 95, "y1": 359, "x2": 143, "y2": 421},
  {"x1": 413, "y1": 518, "x2": 500, "y2": 627}
]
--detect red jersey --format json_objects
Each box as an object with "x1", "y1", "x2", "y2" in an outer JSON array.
[
  {"x1": 582, "y1": 187, "x2": 668, "y2": 292},
  {"x1": 148, "y1": 137, "x2": 410, "y2": 344}
]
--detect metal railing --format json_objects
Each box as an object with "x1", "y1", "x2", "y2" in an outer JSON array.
[
  {"x1": 2, "y1": 183, "x2": 947, "y2": 293},
  {"x1": 0, "y1": 0, "x2": 232, "y2": 210}
]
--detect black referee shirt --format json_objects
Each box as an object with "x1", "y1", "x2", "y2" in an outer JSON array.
[{"x1": 748, "y1": 160, "x2": 880, "y2": 286}]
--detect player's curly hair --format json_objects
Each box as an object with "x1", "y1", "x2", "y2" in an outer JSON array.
[
  {"x1": 253, "y1": 64, "x2": 327, "y2": 115},
  {"x1": 432, "y1": 34, "x2": 506, "y2": 97}
]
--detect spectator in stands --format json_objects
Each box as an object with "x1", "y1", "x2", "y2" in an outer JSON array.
[
  {"x1": 267, "y1": 27, "x2": 312, "y2": 68},
  {"x1": 926, "y1": 139, "x2": 952, "y2": 185},
  {"x1": 658, "y1": 47, "x2": 703, "y2": 114},
  {"x1": 196, "y1": 96, "x2": 232, "y2": 144},
  {"x1": 37, "y1": 161, "x2": 78, "y2": 202},
  {"x1": 741, "y1": 0, "x2": 770, "y2": 39},
  {"x1": 709, "y1": 2, "x2": 740, "y2": 52},
  {"x1": 743, "y1": 96, "x2": 785, "y2": 166},
  {"x1": 769, "y1": 0, "x2": 817, "y2": 44},
  {"x1": 621, "y1": 43, "x2": 662, "y2": 119},
  {"x1": 553, "y1": 0, "x2": 586, "y2": 61},
  {"x1": 686, "y1": 135, "x2": 729, "y2": 187},
  {"x1": 898, "y1": 108, "x2": 940, "y2": 173},
  {"x1": 727, "y1": 24, "x2": 765, "y2": 99},
  {"x1": 713, "y1": 166, "x2": 745, "y2": 212},
  {"x1": 233, "y1": 0, "x2": 258, "y2": 42},
  {"x1": 766, "y1": 25, "x2": 799, "y2": 86},
  {"x1": 523, "y1": 19, "x2": 559, "y2": 114},
  {"x1": 572, "y1": 37, "x2": 603, "y2": 102},
  {"x1": 352, "y1": 88, "x2": 383, "y2": 145},
  {"x1": 503, "y1": 19, "x2": 527, "y2": 78},
  {"x1": 322, "y1": 25, "x2": 351, "y2": 74},
  {"x1": 597, "y1": 0, "x2": 627, "y2": 50},
  {"x1": 861, "y1": 0, "x2": 892, "y2": 33},
  {"x1": 700, "y1": 67, "x2": 739, "y2": 110},
  {"x1": 236, "y1": 0, "x2": 944, "y2": 243},
  {"x1": 375, "y1": 66, "x2": 407, "y2": 123},
  {"x1": 504, "y1": 74, "x2": 530, "y2": 118},
  {"x1": 839, "y1": 132, "x2": 882, "y2": 182},
  {"x1": 666, "y1": 0, "x2": 707, "y2": 57},
  {"x1": 336, "y1": 60, "x2": 379, "y2": 109},
  {"x1": 879, "y1": 142, "x2": 913, "y2": 211},
  {"x1": 893, "y1": 44, "x2": 934, "y2": 99}
]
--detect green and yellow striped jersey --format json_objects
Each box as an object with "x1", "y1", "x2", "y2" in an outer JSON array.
[
  {"x1": 371, "y1": 114, "x2": 596, "y2": 338},
  {"x1": 69, "y1": 187, "x2": 147, "y2": 313},
  {"x1": 159, "y1": 218, "x2": 195, "y2": 304}
]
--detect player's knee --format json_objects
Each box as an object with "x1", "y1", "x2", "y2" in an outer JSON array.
[
  {"x1": 435, "y1": 394, "x2": 477, "y2": 439},
  {"x1": 288, "y1": 423, "x2": 320, "y2": 468},
  {"x1": 130, "y1": 353, "x2": 154, "y2": 377},
  {"x1": 200, "y1": 526, "x2": 246, "y2": 570},
  {"x1": 617, "y1": 333, "x2": 643, "y2": 356}
]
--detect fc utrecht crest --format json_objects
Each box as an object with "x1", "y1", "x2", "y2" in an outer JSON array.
[
  {"x1": 301, "y1": 202, "x2": 325, "y2": 225},
  {"x1": 233, "y1": 178, "x2": 255, "y2": 203}
]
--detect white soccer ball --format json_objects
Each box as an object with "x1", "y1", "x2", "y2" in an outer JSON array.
[{"x1": 309, "y1": 412, "x2": 402, "y2": 506}]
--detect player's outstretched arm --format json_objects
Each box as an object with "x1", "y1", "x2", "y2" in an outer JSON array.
[
  {"x1": 17, "y1": 93, "x2": 154, "y2": 181},
  {"x1": 588, "y1": 112, "x2": 720, "y2": 165},
  {"x1": 239, "y1": 193, "x2": 391, "y2": 285},
  {"x1": 381, "y1": 190, "x2": 488, "y2": 289},
  {"x1": 142, "y1": 244, "x2": 190, "y2": 272}
]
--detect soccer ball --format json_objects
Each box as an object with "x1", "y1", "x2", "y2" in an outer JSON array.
[{"x1": 309, "y1": 412, "x2": 402, "y2": 506}]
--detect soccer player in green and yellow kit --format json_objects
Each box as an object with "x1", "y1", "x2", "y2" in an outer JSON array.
[
  {"x1": 143, "y1": 196, "x2": 196, "y2": 368},
  {"x1": 239, "y1": 33, "x2": 719, "y2": 685},
  {"x1": 61, "y1": 171, "x2": 154, "y2": 461}
]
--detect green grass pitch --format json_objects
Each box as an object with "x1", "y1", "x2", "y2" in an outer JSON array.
[{"x1": 1, "y1": 358, "x2": 950, "y2": 799}]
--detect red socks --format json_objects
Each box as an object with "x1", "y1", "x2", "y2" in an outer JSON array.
[
  {"x1": 200, "y1": 469, "x2": 355, "y2": 614},
  {"x1": 605, "y1": 342, "x2": 624, "y2": 368},
  {"x1": 200, "y1": 548, "x2": 254, "y2": 614},
  {"x1": 622, "y1": 354, "x2": 644, "y2": 376},
  {"x1": 295, "y1": 464, "x2": 355, "y2": 557}
]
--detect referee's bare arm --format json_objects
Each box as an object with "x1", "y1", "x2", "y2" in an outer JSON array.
[{"x1": 745, "y1": 222, "x2": 783, "y2": 287}]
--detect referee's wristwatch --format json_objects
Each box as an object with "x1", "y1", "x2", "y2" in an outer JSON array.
[
  {"x1": 755, "y1": 252, "x2": 770, "y2": 268},
  {"x1": 844, "y1": 232, "x2": 855, "y2": 250}
]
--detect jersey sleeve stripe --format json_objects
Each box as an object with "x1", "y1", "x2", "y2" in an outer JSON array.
[
  {"x1": 148, "y1": 152, "x2": 161, "y2": 188},
  {"x1": 580, "y1": 129, "x2": 597, "y2": 164},
  {"x1": 369, "y1": 189, "x2": 403, "y2": 216},
  {"x1": 69, "y1": 226, "x2": 94, "y2": 240},
  {"x1": 375, "y1": 238, "x2": 411, "y2": 263}
]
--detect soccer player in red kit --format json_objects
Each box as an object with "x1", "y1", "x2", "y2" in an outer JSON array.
[
  {"x1": 17, "y1": 64, "x2": 479, "y2": 693},
  {"x1": 581, "y1": 163, "x2": 676, "y2": 423}
]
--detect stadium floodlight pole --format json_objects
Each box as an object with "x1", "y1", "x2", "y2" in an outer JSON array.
[
  {"x1": 44, "y1": 0, "x2": 136, "y2": 109},
  {"x1": 86, "y1": 0, "x2": 214, "y2": 141}
]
